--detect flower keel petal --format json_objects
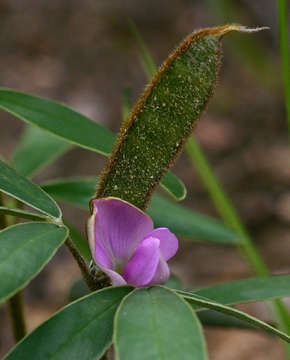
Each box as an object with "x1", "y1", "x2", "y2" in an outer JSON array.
[
  {"x1": 123, "y1": 237, "x2": 160, "y2": 287},
  {"x1": 145, "y1": 228, "x2": 178, "y2": 261},
  {"x1": 149, "y1": 256, "x2": 170, "y2": 285}
]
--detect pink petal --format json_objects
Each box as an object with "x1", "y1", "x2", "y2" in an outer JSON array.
[
  {"x1": 123, "y1": 237, "x2": 160, "y2": 287},
  {"x1": 91, "y1": 198, "x2": 153, "y2": 267},
  {"x1": 87, "y1": 209, "x2": 113, "y2": 269},
  {"x1": 148, "y1": 256, "x2": 170, "y2": 285},
  {"x1": 88, "y1": 214, "x2": 126, "y2": 283},
  {"x1": 145, "y1": 227, "x2": 178, "y2": 261}
]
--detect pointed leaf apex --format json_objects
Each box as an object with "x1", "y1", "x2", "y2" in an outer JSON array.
[{"x1": 217, "y1": 24, "x2": 270, "y2": 36}]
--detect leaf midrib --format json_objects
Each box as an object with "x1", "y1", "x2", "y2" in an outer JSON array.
[
  {"x1": 46, "y1": 296, "x2": 125, "y2": 359},
  {"x1": 0, "y1": 227, "x2": 60, "y2": 267},
  {"x1": 183, "y1": 294, "x2": 290, "y2": 342},
  {"x1": 0, "y1": 100, "x2": 115, "y2": 153},
  {"x1": 148, "y1": 290, "x2": 166, "y2": 360},
  {"x1": 0, "y1": 167, "x2": 58, "y2": 218}
]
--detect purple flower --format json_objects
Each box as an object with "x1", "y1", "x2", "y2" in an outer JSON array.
[{"x1": 87, "y1": 197, "x2": 178, "y2": 287}]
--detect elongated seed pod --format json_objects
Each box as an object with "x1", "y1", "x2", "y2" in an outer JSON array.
[{"x1": 95, "y1": 25, "x2": 267, "y2": 210}]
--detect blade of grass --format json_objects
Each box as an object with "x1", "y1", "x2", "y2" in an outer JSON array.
[
  {"x1": 122, "y1": 86, "x2": 132, "y2": 123},
  {"x1": 277, "y1": 0, "x2": 290, "y2": 136},
  {"x1": 185, "y1": 137, "x2": 268, "y2": 275},
  {"x1": 129, "y1": 20, "x2": 158, "y2": 78},
  {"x1": 185, "y1": 137, "x2": 290, "y2": 356}
]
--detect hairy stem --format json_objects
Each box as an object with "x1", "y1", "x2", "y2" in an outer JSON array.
[
  {"x1": 185, "y1": 137, "x2": 268, "y2": 275},
  {"x1": 65, "y1": 237, "x2": 99, "y2": 292}
]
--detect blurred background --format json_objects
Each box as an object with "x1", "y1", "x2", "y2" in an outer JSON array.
[{"x1": 0, "y1": 0, "x2": 289, "y2": 359}]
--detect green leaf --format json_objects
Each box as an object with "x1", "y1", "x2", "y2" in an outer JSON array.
[
  {"x1": 0, "y1": 206, "x2": 47, "y2": 221},
  {"x1": 180, "y1": 277, "x2": 290, "y2": 347},
  {"x1": 198, "y1": 310, "x2": 256, "y2": 330},
  {"x1": 0, "y1": 88, "x2": 114, "y2": 155},
  {"x1": 178, "y1": 274, "x2": 290, "y2": 306},
  {"x1": 42, "y1": 177, "x2": 240, "y2": 245},
  {"x1": 179, "y1": 293, "x2": 290, "y2": 342},
  {"x1": 4, "y1": 286, "x2": 133, "y2": 360},
  {"x1": 12, "y1": 126, "x2": 71, "y2": 178},
  {"x1": 0, "y1": 159, "x2": 61, "y2": 219},
  {"x1": 160, "y1": 172, "x2": 186, "y2": 201},
  {"x1": 148, "y1": 194, "x2": 241, "y2": 244},
  {"x1": 0, "y1": 222, "x2": 67, "y2": 304},
  {"x1": 64, "y1": 219, "x2": 91, "y2": 261},
  {"x1": 41, "y1": 177, "x2": 93, "y2": 209},
  {"x1": 41, "y1": 177, "x2": 95, "y2": 210},
  {"x1": 114, "y1": 286, "x2": 207, "y2": 360},
  {"x1": 0, "y1": 88, "x2": 185, "y2": 201}
]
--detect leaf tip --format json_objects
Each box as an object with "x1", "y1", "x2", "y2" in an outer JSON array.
[
  {"x1": 235, "y1": 25, "x2": 270, "y2": 33},
  {"x1": 218, "y1": 24, "x2": 270, "y2": 36}
]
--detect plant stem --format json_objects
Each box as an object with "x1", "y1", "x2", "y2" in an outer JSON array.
[
  {"x1": 185, "y1": 136, "x2": 290, "y2": 355},
  {"x1": 65, "y1": 237, "x2": 99, "y2": 292},
  {"x1": 277, "y1": 0, "x2": 290, "y2": 136},
  {"x1": 0, "y1": 193, "x2": 27, "y2": 343},
  {"x1": 7, "y1": 292, "x2": 27, "y2": 342}
]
